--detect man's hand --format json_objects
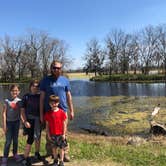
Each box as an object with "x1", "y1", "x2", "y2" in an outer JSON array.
[
  {"x1": 40, "y1": 115, "x2": 44, "y2": 124},
  {"x1": 70, "y1": 111, "x2": 74, "y2": 120}
]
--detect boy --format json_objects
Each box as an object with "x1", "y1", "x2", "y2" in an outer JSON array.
[{"x1": 44, "y1": 95, "x2": 67, "y2": 166}]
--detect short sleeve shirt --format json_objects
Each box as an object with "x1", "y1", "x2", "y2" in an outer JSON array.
[
  {"x1": 21, "y1": 93, "x2": 40, "y2": 117},
  {"x1": 5, "y1": 97, "x2": 21, "y2": 121},
  {"x1": 40, "y1": 75, "x2": 71, "y2": 112},
  {"x1": 44, "y1": 108, "x2": 67, "y2": 135}
]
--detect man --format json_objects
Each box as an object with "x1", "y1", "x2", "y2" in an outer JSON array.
[{"x1": 40, "y1": 60, "x2": 74, "y2": 162}]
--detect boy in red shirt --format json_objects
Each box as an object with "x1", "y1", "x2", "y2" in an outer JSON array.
[{"x1": 44, "y1": 95, "x2": 67, "y2": 166}]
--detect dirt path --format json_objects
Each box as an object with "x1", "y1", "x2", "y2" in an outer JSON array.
[{"x1": 0, "y1": 156, "x2": 117, "y2": 166}]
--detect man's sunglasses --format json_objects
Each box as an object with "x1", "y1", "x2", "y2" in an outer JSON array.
[
  {"x1": 52, "y1": 66, "x2": 61, "y2": 70},
  {"x1": 32, "y1": 84, "x2": 39, "y2": 88}
]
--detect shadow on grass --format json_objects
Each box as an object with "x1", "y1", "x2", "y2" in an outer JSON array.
[{"x1": 0, "y1": 155, "x2": 54, "y2": 166}]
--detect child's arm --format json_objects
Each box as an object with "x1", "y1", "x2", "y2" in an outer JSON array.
[
  {"x1": 45, "y1": 121, "x2": 51, "y2": 141},
  {"x1": 2, "y1": 104, "x2": 7, "y2": 134},
  {"x1": 20, "y1": 108, "x2": 31, "y2": 128}
]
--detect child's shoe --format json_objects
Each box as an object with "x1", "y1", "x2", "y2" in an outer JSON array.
[
  {"x1": 1, "y1": 157, "x2": 7, "y2": 166},
  {"x1": 34, "y1": 152, "x2": 42, "y2": 161},
  {"x1": 52, "y1": 159, "x2": 58, "y2": 166},
  {"x1": 59, "y1": 161, "x2": 64, "y2": 166},
  {"x1": 22, "y1": 157, "x2": 31, "y2": 166},
  {"x1": 14, "y1": 154, "x2": 22, "y2": 162}
]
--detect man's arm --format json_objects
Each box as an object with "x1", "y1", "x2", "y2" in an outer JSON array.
[
  {"x1": 40, "y1": 91, "x2": 45, "y2": 123},
  {"x1": 66, "y1": 91, "x2": 74, "y2": 120},
  {"x1": 62, "y1": 119, "x2": 67, "y2": 140},
  {"x1": 45, "y1": 121, "x2": 51, "y2": 141}
]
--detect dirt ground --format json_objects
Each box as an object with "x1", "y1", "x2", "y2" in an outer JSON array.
[{"x1": 0, "y1": 155, "x2": 115, "y2": 166}]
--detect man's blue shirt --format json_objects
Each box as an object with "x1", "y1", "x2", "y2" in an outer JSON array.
[{"x1": 40, "y1": 75, "x2": 71, "y2": 112}]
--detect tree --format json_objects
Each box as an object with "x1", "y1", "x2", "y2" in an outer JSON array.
[
  {"x1": 106, "y1": 37, "x2": 116, "y2": 75},
  {"x1": 139, "y1": 26, "x2": 157, "y2": 74},
  {"x1": 84, "y1": 39, "x2": 105, "y2": 76},
  {"x1": 0, "y1": 36, "x2": 22, "y2": 81},
  {"x1": 128, "y1": 35, "x2": 140, "y2": 74},
  {"x1": 156, "y1": 24, "x2": 166, "y2": 79}
]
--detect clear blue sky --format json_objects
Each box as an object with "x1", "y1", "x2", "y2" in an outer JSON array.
[{"x1": 0, "y1": 0, "x2": 166, "y2": 69}]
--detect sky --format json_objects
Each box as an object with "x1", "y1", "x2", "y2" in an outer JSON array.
[{"x1": 0, "y1": 0, "x2": 166, "y2": 69}]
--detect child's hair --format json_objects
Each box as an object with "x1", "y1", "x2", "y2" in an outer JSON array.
[
  {"x1": 9, "y1": 84, "x2": 20, "y2": 91},
  {"x1": 29, "y1": 79, "x2": 39, "y2": 89},
  {"x1": 49, "y1": 95, "x2": 59, "y2": 103}
]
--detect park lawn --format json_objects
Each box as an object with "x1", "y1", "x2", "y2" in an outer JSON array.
[
  {"x1": 0, "y1": 97, "x2": 166, "y2": 165},
  {"x1": 1, "y1": 130, "x2": 166, "y2": 166}
]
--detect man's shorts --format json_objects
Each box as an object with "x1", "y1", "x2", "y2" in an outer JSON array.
[{"x1": 51, "y1": 135, "x2": 68, "y2": 149}]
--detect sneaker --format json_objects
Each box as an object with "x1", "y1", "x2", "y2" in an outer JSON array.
[
  {"x1": 1, "y1": 157, "x2": 7, "y2": 166},
  {"x1": 22, "y1": 158, "x2": 31, "y2": 166},
  {"x1": 34, "y1": 152, "x2": 42, "y2": 161},
  {"x1": 59, "y1": 161, "x2": 64, "y2": 166},
  {"x1": 64, "y1": 154, "x2": 70, "y2": 162},
  {"x1": 14, "y1": 154, "x2": 22, "y2": 162},
  {"x1": 52, "y1": 159, "x2": 58, "y2": 166}
]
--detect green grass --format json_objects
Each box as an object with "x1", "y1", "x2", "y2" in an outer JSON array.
[
  {"x1": 91, "y1": 74, "x2": 166, "y2": 82},
  {"x1": 1, "y1": 96, "x2": 166, "y2": 165},
  {"x1": 2, "y1": 133, "x2": 160, "y2": 166}
]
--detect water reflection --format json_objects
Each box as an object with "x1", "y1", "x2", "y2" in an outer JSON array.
[
  {"x1": 71, "y1": 80, "x2": 166, "y2": 97},
  {"x1": 0, "y1": 81, "x2": 166, "y2": 100}
]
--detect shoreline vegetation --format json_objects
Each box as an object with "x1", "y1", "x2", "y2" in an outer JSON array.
[
  {"x1": 0, "y1": 72, "x2": 166, "y2": 83},
  {"x1": 0, "y1": 72, "x2": 166, "y2": 85},
  {"x1": 89, "y1": 73, "x2": 166, "y2": 83}
]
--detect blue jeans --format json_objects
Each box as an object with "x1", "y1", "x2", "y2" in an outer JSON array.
[{"x1": 3, "y1": 120, "x2": 20, "y2": 158}]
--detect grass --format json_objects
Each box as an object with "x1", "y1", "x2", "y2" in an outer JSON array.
[
  {"x1": 65, "y1": 72, "x2": 95, "y2": 80},
  {"x1": 91, "y1": 74, "x2": 166, "y2": 82},
  {"x1": 1, "y1": 130, "x2": 166, "y2": 166},
  {"x1": 1, "y1": 97, "x2": 166, "y2": 165}
]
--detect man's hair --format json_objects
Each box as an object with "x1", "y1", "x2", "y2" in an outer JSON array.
[{"x1": 50, "y1": 60, "x2": 62, "y2": 69}]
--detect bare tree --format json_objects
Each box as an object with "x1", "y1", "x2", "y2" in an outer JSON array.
[
  {"x1": 106, "y1": 29, "x2": 130, "y2": 74},
  {"x1": 156, "y1": 24, "x2": 166, "y2": 78},
  {"x1": 138, "y1": 26, "x2": 157, "y2": 74},
  {"x1": 84, "y1": 38, "x2": 105, "y2": 76},
  {"x1": 0, "y1": 36, "x2": 23, "y2": 81},
  {"x1": 119, "y1": 34, "x2": 131, "y2": 74},
  {"x1": 24, "y1": 31, "x2": 42, "y2": 78},
  {"x1": 106, "y1": 36, "x2": 117, "y2": 75},
  {"x1": 128, "y1": 35, "x2": 140, "y2": 74}
]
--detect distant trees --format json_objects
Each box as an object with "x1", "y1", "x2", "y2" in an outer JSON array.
[
  {"x1": 84, "y1": 39, "x2": 105, "y2": 76},
  {"x1": 0, "y1": 30, "x2": 70, "y2": 81},
  {"x1": 83, "y1": 24, "x2": 166, "y2": 76}
]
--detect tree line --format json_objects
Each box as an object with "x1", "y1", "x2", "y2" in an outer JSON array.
[
  {"x1": 0, "y1": 30, "x2": 70, "y2": 82},
  {"x1": 1, "y1": 24, "x2": 166, "y2": 82},
  {"x1": 83, "y1": 24, "x2": 166, "y2": 77}
]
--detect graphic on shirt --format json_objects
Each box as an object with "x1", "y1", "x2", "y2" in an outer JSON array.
[{"x1": 10, "y1": 102, "x2": 18, "y2": 110}]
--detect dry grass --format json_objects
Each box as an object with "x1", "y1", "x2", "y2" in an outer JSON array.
[{"x1": 65, "y1": 72, "x2": 95, "y2": 79}]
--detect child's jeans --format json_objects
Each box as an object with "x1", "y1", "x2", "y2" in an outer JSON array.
[{"x1": 3, "y1": 120, "x2": 20, "y2": 158}]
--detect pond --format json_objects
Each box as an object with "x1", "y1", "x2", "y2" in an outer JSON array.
[
  {"x1": 70, "y1": 80, "x2": 166, "y2": 97},
  {"x1": 0, "y1": 80, "x2": 166, "y2": 135}
]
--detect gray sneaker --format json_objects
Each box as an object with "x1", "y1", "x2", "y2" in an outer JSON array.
[{"x1": 1, "y1": 157, "x2": 7, "y2": 166}]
